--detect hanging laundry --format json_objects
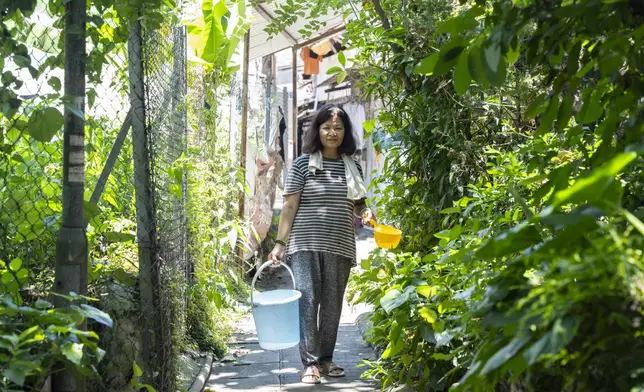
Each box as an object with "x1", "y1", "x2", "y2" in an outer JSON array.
[
  {"x1": 301, "y1": 47, "x2": 323, "y2": 76},
  {"x1": 311, "y1": 39, "x2": 334, "y2": 57},
  {"x1": 311, "y1": 38, "x2": 349, "y2": 58},
  {"x1": 343, "y1": 102, "x2": 367, "y2": 148},
  {"x1": 277, "y1": 110, "x2": 287, "y2": 163},
  {"x1": 330, "y1": 38, "x2": 347, "y2": 55}
]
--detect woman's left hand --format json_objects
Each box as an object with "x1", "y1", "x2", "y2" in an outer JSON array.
[{"x1": 362, "y1": 210, "x2": 376, "y2": 227}]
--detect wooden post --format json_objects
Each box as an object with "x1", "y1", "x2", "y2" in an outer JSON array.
[
  {"x1": 53, "y1": 0, "x2": 87, "y2": 389},
  {"x1": 237, "y1": 29, "x2": 251, "y2": 273},
  {"x1": 128, "y1": 16, "x2": 160, "y2": 385},
  {"x1": 282, "y1": 86, "x2": 289, "y2": 177},
  {"x1": 292, "y1": 48, "x2": 298, "y2": 160},
  {"x1": 264, "y1": 55, "x2": 272, "y2": 143}
]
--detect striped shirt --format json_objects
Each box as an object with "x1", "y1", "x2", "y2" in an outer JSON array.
[{"x1": 284, "y1": 154, "x2": 363, "y2": 262}]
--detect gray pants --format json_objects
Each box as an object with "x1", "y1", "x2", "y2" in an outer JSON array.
[{"x1": 289, "y1": 251, "x2": 352, "y2": 366}]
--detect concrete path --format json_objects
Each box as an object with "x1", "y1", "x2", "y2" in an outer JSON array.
[{"x1": 205, "y1": 229, "x2": 377, "y2": 392}]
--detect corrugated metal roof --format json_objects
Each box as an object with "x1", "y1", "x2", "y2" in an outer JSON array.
[{"x1": 249, "y1": 2, "x2": 344, "y2": 60}]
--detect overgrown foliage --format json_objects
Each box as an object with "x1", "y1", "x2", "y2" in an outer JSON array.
[
  {"x1": 0, "y1": 279, "x2": 113, "y2": 390},
  {"x1": 270, "y1": 0, "x2": 643, "y2": 390},
  {"x1": 181, "y1": 0, "x2": 253, "y2": 351},
  {"x1": 1, "y1": 0, "x2": 249, "y2": 389}
]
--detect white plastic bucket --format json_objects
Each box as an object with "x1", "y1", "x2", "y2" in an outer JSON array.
[{"x1": 251, "y1": 260, "x2": 302, "y2": 351}]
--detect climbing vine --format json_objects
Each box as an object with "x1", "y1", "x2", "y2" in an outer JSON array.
[{"x1": 270, "y1": 0, "x2": 643, "y2": 390}]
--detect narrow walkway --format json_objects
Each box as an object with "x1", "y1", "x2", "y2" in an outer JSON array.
[{"x1": 205, "y1": 230, "x2": 377, "y2": 391}]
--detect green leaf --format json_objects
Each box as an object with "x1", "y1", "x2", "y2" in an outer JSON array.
[
  {"x1": 413, "y1": 52, "x2": 439, "y2": 75},
  {"x1": 416, "y1": 285, "x2": 435, "y2": 298},
  {"x1": 557, "y1": 95, "x2": 573, "y2": 131},
  {"x1": 481, "y1": 45, "x2": 506, "y2": 86},
  {"x1": 47, "y1": 76, "x2": 61, "y2": 91},
  {"x1": 422, "y1": 254, "x2": 438, "y2": 262},
  {"x1": 435, "y1": 330, "x2": 454, "y2": 347},
  {"x1": 104, "y1": 231, "x2": 135, "y2": 243},
  {"x1": 185, "y1": 0, "x2": 245, "y2": 68},
  {"x1": 326, "y1": 66, "x2": 342, "y2": 75},
  {"x1": 536, "y1": 96, "x2": 559, "y2": 135},
  {"x1": 598, "y1": 53, "x2": 623, "y2": 76},
  {"x1": 520, "y1": 173, "x2": 547, "y2": 186},
  {"x1": 421, "y1": 324, "x2": 436, "y2": 344},
  {"x1": 480, "y1": 335, "x2": 531, "y2": 375},
  {"x1": 79, "y1": 304, "x2": 113, "y2": 327},
  {"x1": 28, "y1": 107, "x2": 64, "y2": 142},
  {"x1": 338, "y1": 51, "x2": 346, "y2": 67},
  {"x1": 336, "y1": 70, "x2": 347, "y2": 84},
  {"x1": 483, "y1": 43, "x2": 501, "y2": 72},
  {"x1": 35, "y1": 299, "x2": 52, "y2": 309},
  {"x1": 3, "y1": 271, "x2": 16, "y2": 284},
  {"x1": 363, "y1": 119, "x2": 376, "y2": 133},
  {"x1": 435, "y1": 11, "x2": 479, "y2": 35},
  {"x1": 567, "y1": 41, "x2": 582, "y2": 75},
  {"x1": 453, "y1": 51, "x2": 471, "y2": 95},
  {"x1": 509, "y1": 184, "x2": 533, "y2": 219},
  {"x1": 380, "y1": 286, "x2": 413, "y2": 314},
  {"x1": 3, "y1": 368, "x2": 25, "y2": 386},
  {"x1": 87, "y1": 88, "x2": 96, "y2": 109},
  {"x1": 577, "y1": 90, "x2": 603, "y2": 124},
  {"x1": 525, "y1": 94, "x2": 548, "y2": 119},
  {"x1": 623, "y1": 208, "x2": 644, "y2": 237},
  {"x1": 133, "y1": 361, "x2": 143, "y2": 377},
  {"x1": 9, "y1": 258, "x2": 22, "y2": 271},
  {"x1": 381, "y1": 342, "x2": 393, "y2": 359},
  {"x1": 524, "y1": 316, "x2": 581, "y2": 365},
  {"x1": 468, "y1": 45, "x2": 489, "y2": 88},
  {"x1": 61, "y1": 342, "x2": 84, "y2": 365},
  {"x1": 434, "y1": 38, "x2": 466, "y2": 76},
  {"x1": 506, "y1": 38, "x2": 520, "y2": 64},
  {"x1": 540, "y1": 206, "x2": 605, "y2": 230},
  {"x1": 432, "y1": 353, "x2": 453, "y2": 361},
  {"x1": 552, "y1": 152, "x2": 637, "y2": 207},
  {"x1": 537, "y1": 213, "x2": 600, "y2": 253},
  {"x1": 401, "y1": 354, "x2": 413, "y2": 366},
  {"x1": 419, "y1": 307, "x2": 438, "y2": 324},
  {"x1": 16, "y1": 268, "x2": 28, "y2": 280},
  {"x1": 476, "y1": 223, "x2": 542, "y2": 259}
]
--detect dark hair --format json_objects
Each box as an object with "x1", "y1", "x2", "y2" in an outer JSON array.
[{"x1": 302, "y1": 103, "x2": 357, "y2": 155}]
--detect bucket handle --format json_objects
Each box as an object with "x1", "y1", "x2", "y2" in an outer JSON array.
[{"x1": 250, "y1": 260, "x2": 297, "y2": 307}]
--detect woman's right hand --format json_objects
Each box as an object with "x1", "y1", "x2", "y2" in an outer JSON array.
[{"x1": 268, "y1": 243, "x2": 286, "y2": 266}]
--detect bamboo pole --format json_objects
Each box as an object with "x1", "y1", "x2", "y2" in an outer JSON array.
[
  {"x1": 237, "y1": 29, "x2": 251, "y2": 273},
  {"x1": 88, "y1": 110, "x2": 131, "y2": 207},
  {"x1": 292, "y1": 48, "x2": 298, "y2": 160},
  {"x1": 292, "y1": 25, "x2": 346, "y2": 50}
]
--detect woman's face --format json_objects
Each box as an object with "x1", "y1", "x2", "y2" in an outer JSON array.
[{"x1": 319, "y1": 114, "x2": 345, "y2": 151}]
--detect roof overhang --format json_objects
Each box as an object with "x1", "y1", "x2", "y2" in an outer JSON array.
[{"x1": 249, "y1": 2, "x2": 346, "y2": 60}]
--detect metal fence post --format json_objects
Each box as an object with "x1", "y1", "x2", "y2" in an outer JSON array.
[
  {"x1": 53, "y1": 0, "x2": 88, "y2": 390},
  {"x1": 128, "y1": 16, "x2": 161, "y2": 385},
  {"x1": 237, "y1": 29, "x2": 250, "y2": 274}
]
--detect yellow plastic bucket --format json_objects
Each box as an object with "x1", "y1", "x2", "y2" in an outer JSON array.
[{"x1": 373, "y1": 223, "x2": 402, "y2": 249}]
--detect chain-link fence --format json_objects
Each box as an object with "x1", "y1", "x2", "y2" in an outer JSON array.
[
  {"x1": 1, "y1": 2, "x2": 195, "y2": 391},
  {"x1": 0, "y1": 1, "x2": 63, "y2": 302},
  {"x1": 143, "y1": 21, "x2": 190, "y2": 390},
  {"x1": 0, "y1": 0, "x2": 291, "y2": 388}
]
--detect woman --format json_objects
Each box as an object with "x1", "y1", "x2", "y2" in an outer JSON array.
[{"x1": 269, "y1": 104, "x2": 375, "y2": 385}]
